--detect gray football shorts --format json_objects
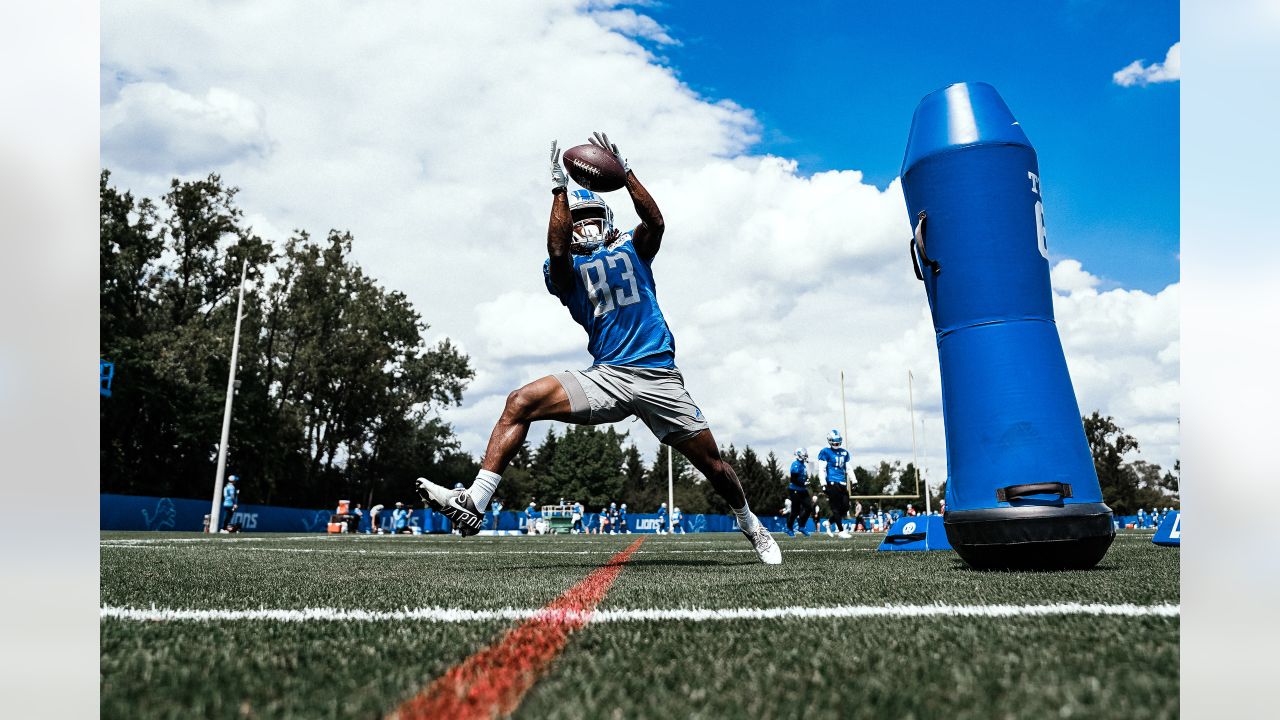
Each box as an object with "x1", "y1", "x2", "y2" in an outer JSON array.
[{"x1": 553, "y1": 365, "x2": 710, "y2": 446}]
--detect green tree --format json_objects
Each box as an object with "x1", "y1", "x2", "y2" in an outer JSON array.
[
  {"x1": 99, "y1": 171, "x2": 473, "y2": 509},
  {"x1": 735, "y1": 445, "x2": 779, "y2": 515},
  {"x1": 1082, "y1": 411, "x2": 1178, "y2": 514},
  {"x1": 548, "y1": 425, "x2": 627, "y2": 508},
  {"x1": 644, "y1": 444, "x2": 703, "y2": 514},
  {"x1": 932, "y1": 479, "x2": 947, "y2": 512},
  {"x1": 528, "y1": 427, "x2": 560, "y2": 502},
  {"x1": 853, "y1": 461, "x2": 900, "y2": 497},
  {"x1": 1083, "y1": 411, "x2": 1141, "y2": 514},
  {"x1": 620, "y1": 444, "x2": 648, "y2": 509},
  {"x1": 100, "y1": 172, "x2": 270, "y2": 499},
  {"x1": 764, "y1": 451, "x2": 787, "y2": 515}
]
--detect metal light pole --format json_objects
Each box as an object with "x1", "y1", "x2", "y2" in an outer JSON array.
[
  {"x1": 921, "y1": 415, "x2": 932, "y2": 515},
  {"x1": 667, "y1": 446, "x2": 674, "y2": 534},
  {"x1": 909, "y1": 370, "x2": 929, "y2": 514},
  {"x1": 208, "y1": 258, "x2": 250, "y2": 532},
  {"x1": 840, "y1": 370, "x2": 850, "y2": 494}
]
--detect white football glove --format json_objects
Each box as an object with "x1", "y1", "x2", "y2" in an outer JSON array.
[
  {"x1": 550, "y1": 141, "x2": 568, "y2": 190},
  {"x1": 589, "y1": 131, "x2": 629, "y2": 174}
]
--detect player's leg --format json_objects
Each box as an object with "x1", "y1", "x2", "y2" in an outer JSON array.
[
  {"x1": 673, "y1": 429, "x2": 780, "y2": 564},
  {"x1": 481, "y1": 376, "x2": 577, "y2": 474},
  {"x1": 798, "y1": 493, "x2": 812, "y2": 536},
  {"x1": 417, "y1": 375, "x2": 575, "y2": 534},
  {"x1": 835, "y1": 494, "x2": 852, "y2": 537}
]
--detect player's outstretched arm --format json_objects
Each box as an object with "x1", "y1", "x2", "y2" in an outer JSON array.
[
  {"x1": 589, "y1": 132, "x2": 664, "y2": 259},
  {"x1": 547, "y1": 141, "x2": 574, "y2": 291}
]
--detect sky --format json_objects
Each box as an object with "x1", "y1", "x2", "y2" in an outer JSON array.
[
  {"x1": 641, "y1": 1, "x2": 1181, "y2": 293},
  {"x1": 99, "y1": 0, "x2": 1181, "y2": 489}
]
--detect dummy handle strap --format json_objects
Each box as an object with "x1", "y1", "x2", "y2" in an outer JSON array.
[
  {"x1": 995, "y1": 482, "x2": 1073, "y2": 503},
  {"x1": 909, "y1": 210, "x2": 940, "y2": 280}
]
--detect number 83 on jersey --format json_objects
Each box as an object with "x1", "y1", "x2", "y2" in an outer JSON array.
[{"x1": 580, "y1": 252, "x2": 641, "y2": 317}]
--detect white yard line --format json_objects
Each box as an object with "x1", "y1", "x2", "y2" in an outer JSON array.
[
  {"x1": 100, "y1": 536, "x2": 757, "y2": 546},
  {"x1": 101, "y1": 602, "x2": 1179, "y2": 624},
  {"x1": 99, "y1": 535, "x2": 342, "y2": 545},
  {"x1": 99, "y1": 545, "x2": 869, "y2": 555}
]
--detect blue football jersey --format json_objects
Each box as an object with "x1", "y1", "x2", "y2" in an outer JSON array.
[
  {"x1": 788, "y1": 460, "x2": 809, "y2": 491},
  {"x1": 543, "y1": 233, "x2": 675, "y2": 368},
  {"x1": 818, "y1": 447, "x2": 851, "y2": 484}
]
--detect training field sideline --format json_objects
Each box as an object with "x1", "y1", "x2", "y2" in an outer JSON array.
[{"x1": 101, "y1": 530, "x2": 1178, "y2": 719}]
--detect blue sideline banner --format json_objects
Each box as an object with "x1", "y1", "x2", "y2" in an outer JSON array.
[
  {"x1": 103, "y1": 494, "x2": 797, "y2": 535},
  {"x1": 102, "y1": 494, "x2": 341, "y2": 533}
]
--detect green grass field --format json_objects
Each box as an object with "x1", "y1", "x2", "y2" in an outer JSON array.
[{"x1": 100, "y1": 530, "x2": 1178, "y2": 719}]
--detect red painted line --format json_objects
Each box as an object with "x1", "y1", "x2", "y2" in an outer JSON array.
[{"x1": 388, "y1": 537, "x2": 645, "y2": 720}]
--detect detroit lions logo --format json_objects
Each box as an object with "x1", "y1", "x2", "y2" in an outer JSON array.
[
  {"x1": 141, "y1": 498, "x2": 176, "y2": 531},
  {"x1": 689, "y1": 514, "x2": 707, "y2": 533},
  {"x1": 299, "y1": 510, "x2": 332, "y2": 532}
]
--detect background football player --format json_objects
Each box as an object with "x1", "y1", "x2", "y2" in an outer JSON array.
[
  {"x1": 418, "y1": 133, "x2": 780, "y2": 564},
  {"x1": 817, "y1": 429, "x2": 853, "y2": 538},
  {"x1": 786, "y1": 448, "x2": 813, "y2": 537}
]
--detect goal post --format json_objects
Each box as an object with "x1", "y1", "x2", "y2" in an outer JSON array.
[{"x1": 849, "y1": 369, "x2": 928, "y2": 504}]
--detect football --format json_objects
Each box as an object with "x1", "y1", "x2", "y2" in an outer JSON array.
[{"x1": 563, "y1": 143, "x2": 627, "y2": 192}]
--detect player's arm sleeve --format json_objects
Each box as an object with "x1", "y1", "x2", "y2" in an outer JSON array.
[{"x1": 543, "y1": 258, "x2": 571, "y2": 305}]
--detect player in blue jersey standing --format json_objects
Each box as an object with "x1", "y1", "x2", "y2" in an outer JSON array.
[
  {"x1": 418, "y1": 133, "x2": 780, "y2": 564},
  {"x1": 219, "y1": 475, "x2": 239, "y2": 532},
  {"x1": 817, "y1": 430, "x2": 853, "y2": 538},
  {"x1": 786, "y1": 449, "x2": 813, "y2": 537},
  {"x1": 607, "y1": 502, "x2": 621, "y2": 535}
]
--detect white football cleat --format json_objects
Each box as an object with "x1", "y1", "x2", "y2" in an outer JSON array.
[
  {"x1": 741, "y1": 525, "x2": 782, "y2": 565},
  {"x1": 837, "y1": 530, "x2": 852, "y2": 539},
  {"x1": 415, "y1": 477, "x2": 482, "y2": 536}
]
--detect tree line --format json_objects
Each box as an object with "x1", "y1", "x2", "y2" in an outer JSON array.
[
  {"x1": 100, "y1": 171, "x2": 1177, "y2": 516},
  {"x1": 100, "y1": 170, "x2": 476, "y2": 507}
]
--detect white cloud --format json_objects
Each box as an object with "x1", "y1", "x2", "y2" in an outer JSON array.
[
  {"x1": 101, "y1": 82, "x2": 271, "y2": 173},
  {"x1": 1113, "y1": 41, "x2": 1181, "y2": 87},
  {"x1": 1054, "y1": 283, "x2": 1180, "y2": 466},
  {"x1": 591, "y1": 8, "x2": 679, "y2": 45},
  {"x1": 101, "y1": 1, "x2": 1179, "y2": 482},
  {"x1": 1050, "y1": 259, "x2": 1101, "y2": 295}
]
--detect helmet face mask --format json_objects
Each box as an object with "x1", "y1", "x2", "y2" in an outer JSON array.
[{"x1": 569, "y1": 189, "x2": 615, "y2": 252}]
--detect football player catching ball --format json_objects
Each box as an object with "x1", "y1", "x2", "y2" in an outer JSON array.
[{"x1": 417, "y1": 132, "x2": 781, "y2": 564}]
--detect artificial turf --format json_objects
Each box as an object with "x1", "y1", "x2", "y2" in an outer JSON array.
[{"x1": 100, "y1": 530, "x2": 1178, "y2": 719}]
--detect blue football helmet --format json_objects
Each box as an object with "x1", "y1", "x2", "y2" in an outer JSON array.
[
  {"x1": 569, "y1": 189, "x2": 614, "y2": 251},
  {"x1": 827, "y1": 429, "x2": 842, "y2": 447},
  {"x1": 795, "y1": 448, "x2": 808, "y2": 462}
]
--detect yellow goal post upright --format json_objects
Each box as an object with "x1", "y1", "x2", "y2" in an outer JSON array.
[{"x1": 847, "y1": 370, "x2": 928, "y2": 510}]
